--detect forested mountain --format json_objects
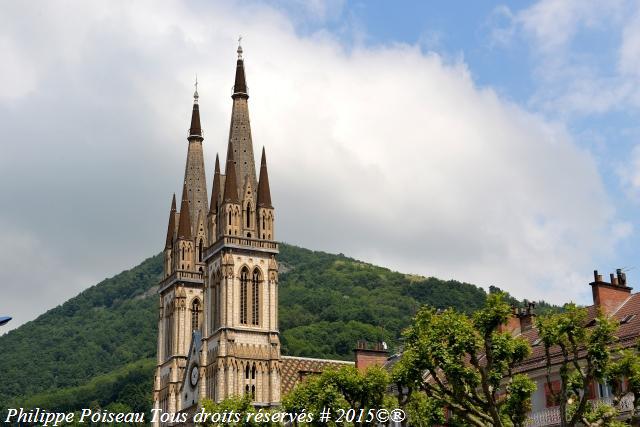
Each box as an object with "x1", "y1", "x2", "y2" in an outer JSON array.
[{"x1": 0, "y1": 243, "x2": 554, "y2": 415}]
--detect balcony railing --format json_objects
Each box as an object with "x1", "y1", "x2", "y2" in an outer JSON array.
[
  {"x1": 205, "y1": 236, "x2": 278, "y2": 258},
  {"x1": 158, "y1": 269, "x2": 204, "y2": 292},
  {"x1": 527, "y1": 394, "x2": 634, "y2": 426}
]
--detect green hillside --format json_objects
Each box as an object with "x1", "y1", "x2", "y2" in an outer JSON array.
[{"x1": 0, "y1": 243, "x2": 547, "y2": 415}]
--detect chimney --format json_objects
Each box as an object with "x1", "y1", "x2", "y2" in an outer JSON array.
[
  {"x1": 499, "y1": 303, "x2": 536, "y2": 335},
  {"x1": 354, "y1": 340, "x2": 389, "y2": 372},
  {"x1": 591, "y1": 269, "x2": 632, "y2": 315}
]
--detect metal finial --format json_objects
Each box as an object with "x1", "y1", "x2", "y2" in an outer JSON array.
[
  {"x1": 237, "y1": 36, "x2": 243, "y2": 59},
  {"x1": 194, "y1": 75, "x2": 199, "y2": 103}
]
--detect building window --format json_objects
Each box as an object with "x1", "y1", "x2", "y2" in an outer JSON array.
[
  {"x1": 228, "y1": 211, "x2": 232, "y2": 226},
  {"x1": 252, "y1": 269, "x2": 260, "y2": 326},
  {"x1": 191, "y1": 299, "x2": 201, "y2": 331},
  {"x1": 165, "y1": 306, "x2": 172, "y2": 359},
  {"x1": 198, "y1": 239, "x2": 203, "y2": 262},
  {"x1": 240, "y1": 268, "x2": 249, "y2": 324},
  {"x1": 246, "y1": 203, "x2": 251, "y2": 228}
]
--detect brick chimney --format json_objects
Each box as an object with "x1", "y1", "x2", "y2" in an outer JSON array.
[
  {"x1": 499, "y1": 302, "x2": 536, "y2": 335},
  {"x1": 591, "y1": 269, "x2": 632, "y2": 315},
  {"x1": 354, "y1": 340, "x2": 389, "y2": 371}
]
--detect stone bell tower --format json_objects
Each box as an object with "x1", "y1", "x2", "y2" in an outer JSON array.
[
  {"x1": 153, "y1": 82, "x2": 208, "y2": 418},
  {"x1": 201, "y1": 42, "x2": 281, "y2": 405}
]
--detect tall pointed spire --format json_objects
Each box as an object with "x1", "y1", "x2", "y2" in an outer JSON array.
[
  {"x1": 189, "y1": 77, "x2": 203, "y2": 139},
  {"x1": 209, "y1": 154, "x2": 221, "y2": 214},
  {"x1": 257, "y1": 147, "x2": 273, "y2": 208},
  {"x1": 177, "y1": 183, "x2": 193, "y2": 239},
  {"x1": 164, "y1": 194, "x2": 177, "y2": 249},
  {"x1": 227, "y1": 42, "x2": 257, "y2": 203},
  {"x1": 183, "y1": 80, "x2": 209, "y2": 228},
  {"x1": 232, "y1": 38, "x2": 248, "y2": 99},
  {"x1": 223, "y1": 150, "x2": 240, "y2": 204}
]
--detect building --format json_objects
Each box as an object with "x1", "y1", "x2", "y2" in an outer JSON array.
[
  {"x1": 152, "y1": 44, "x2": 350, "y2": 424},
  {"x1": 517, "y1": 270, "x2": 640, "y2": 426}
]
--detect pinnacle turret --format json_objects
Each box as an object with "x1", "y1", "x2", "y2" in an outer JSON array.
[
  {"x1": 164, "y1": 194, "x2": 177, "y2": 249},
  {"x1": 223, "y1": 150, "x2": 240, "y2": 204},
  {"x1": 209, "y1": 154, "x2": 221, "y2": 214},
  {"x1": 177, "y1": 183, "x2": 193, "y2": 239},
  {"x1": 257, "y1": 147, "x2": 272, "y2": 208}
]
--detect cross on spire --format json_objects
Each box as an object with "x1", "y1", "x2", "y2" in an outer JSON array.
[
  {"x1": 237, "y1": 36, "x2": 243, "y2": 59},
  {"x1": 194, "y1": 75, "x2": 199, "y2": 104}
]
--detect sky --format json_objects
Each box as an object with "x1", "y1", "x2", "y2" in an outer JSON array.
[{"x1": 3, "y1": 0, "x2": 640, "y2": 332}]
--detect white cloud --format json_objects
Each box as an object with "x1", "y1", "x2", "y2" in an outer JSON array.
[
  {"x1": 0, "y1": 0, "x2": 621, "y2": 330},
  {"x1": 494, "y1": 0, "x2": 640, "y2": 116}
]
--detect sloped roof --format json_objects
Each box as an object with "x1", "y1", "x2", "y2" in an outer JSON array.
[
  {"x1": 514, "y1": 293, "x2": 640, "y2": 374},
  {"x1": 280, "y1": 356, "x2": 354, "y2": 396}
]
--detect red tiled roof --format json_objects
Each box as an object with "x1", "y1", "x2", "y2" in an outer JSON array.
[
  {"x1": 514, "y1": 293, "x2": 640, "y2": 373},
  {"x1": 280, "y1": 356, "x2": 354, "y2": 396}
]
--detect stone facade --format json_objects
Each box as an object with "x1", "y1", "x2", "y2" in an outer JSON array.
[
  {"x1": 152, "y1": 45, "x2": 280, "y2": 426},
  {"x1": 152, "y1": 46, "x2": 351, "y2": 426}
]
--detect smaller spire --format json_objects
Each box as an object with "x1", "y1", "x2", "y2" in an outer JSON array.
[
  {"x1": 223, "y1": 150, "x2": 240, "y2": 204},
  {"x1": 209, "y1": 154, "x2": 221, "y2": 214},
  {"x1": 164, "y1": 194, "x2": 177, "y2": 249},
  {"x1": 177, "y1": 182, "x2": 193, "y2": 239},
  {"x1": 257, "y1": 147, "x2": 273, "y2": 208}
]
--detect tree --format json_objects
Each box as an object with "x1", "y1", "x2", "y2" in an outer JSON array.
[
  {"x1": 536, "y1": 304, "x2": 640, "y2": 427},
  {"x1": 282, "y1": 365, "x2": 391, "y2": 426},
  {"x1": 200, "y1": 395, "x2": 275, "y2": 427},
  {"x1": 392, "y1": 292, "x2": 535, "y2": 426}
]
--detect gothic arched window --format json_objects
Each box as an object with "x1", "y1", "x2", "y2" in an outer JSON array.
[
  {"x1": 198, "y1": 239, "x2": 203, "y2": 262},
  {"x1": 228, "y1": 211, "x2": 232, "y2": 226},
  {"x1": 191, "y1": 298, "x2": 201, "y2": 331},
  {"x1": 246, "y1": 203, "x2": 251, "y2": 228},
  {"x1": 252, "y1": 269, "x2": 260, "y2": 326},
  {"x1": 240, "y1": 268, "x2": 249, "y2": 324}
]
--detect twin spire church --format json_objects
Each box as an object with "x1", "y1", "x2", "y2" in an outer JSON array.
[{"x1": 153, "y1": 44, "x2": 350, "y2": 422}]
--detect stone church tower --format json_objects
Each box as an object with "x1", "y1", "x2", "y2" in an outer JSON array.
[{"x1": 153, "y1": 43, "x2": 280, "y2": 423}]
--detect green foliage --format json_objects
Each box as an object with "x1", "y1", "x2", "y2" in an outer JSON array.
[
  {"x1": 0, "y1": 254, "x2": 162, "y2": 415},
  {"x1": 0, "y1": 243, "x2": 559, "y2": 417},
  {"x1": 282, "y1": 365, "x2": 390, "y2": 426},
  {"x1": 9, "y1": 359, "x2": 154, "y2": 419},
  {"x1": 200, "y1": 395, "x2": 276, "y2": 426},
  {"x1": 537, "y1": 304, "x2": 640, "y2": 426},
  {"x1": 393, "y1": 292, "x2": 536, "y2": 427}
]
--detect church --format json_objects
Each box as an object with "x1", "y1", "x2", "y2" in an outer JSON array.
[{"x1": 152, "y1": 43, "x2": 353, "y2": 423}]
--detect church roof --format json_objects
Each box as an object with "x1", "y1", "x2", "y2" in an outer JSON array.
[
  {"x1": 280, "y1": 356, "x2": 354, "y2": 396},
  {"x1": 189, "y1": 99, "x2": 202, "y2": 139},
  {"x1": 232, "y1": 45, "x2": 248, "y2": 99}
]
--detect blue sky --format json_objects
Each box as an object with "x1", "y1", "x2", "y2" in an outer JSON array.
[
  {"x1": 285, "y1": 0, "x2": 640, "y2": 279},
  {"x1": 3, "y1": 0, "x2": 640, "y2": 330}
]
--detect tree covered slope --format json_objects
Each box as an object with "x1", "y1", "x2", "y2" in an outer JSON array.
[{"x1": 0, "y1": 243, "x2": 540, "y2": 413}]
